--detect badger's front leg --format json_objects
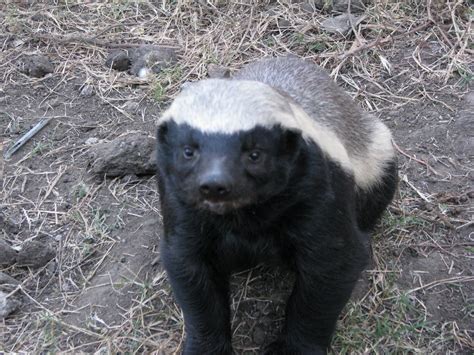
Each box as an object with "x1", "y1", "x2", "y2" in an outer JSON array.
[
  {"x1": 266, "y1": 231, "x2": 368, "y2": 354},
  {"x1": 161, "y1": 242, "x2": 233, "y2": 355}
]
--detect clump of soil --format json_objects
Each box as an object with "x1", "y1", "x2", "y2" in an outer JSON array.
[
  {"x1": 1, "y1": 239, "x2": 55, "y2": 268},
  {"x1": 88, "y1": 132, "x2": 157, "y2": 178},
  {"x1": 18, "y1": 54, "x2": 54, "y2": 78}
]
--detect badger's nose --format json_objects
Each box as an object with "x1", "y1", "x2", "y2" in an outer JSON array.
[{"x1": 199, "y1": 177, "x2": 232, "y2": 200}]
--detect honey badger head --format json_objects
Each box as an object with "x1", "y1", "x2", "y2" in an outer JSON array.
[{"x1": 156, "y1": 80, "x2": 310, "y2": 214}]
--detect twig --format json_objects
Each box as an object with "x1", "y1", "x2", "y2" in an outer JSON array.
[
  {"x1": 403, "y1": 276, "x2": 474, "y2": 296},
  {"x1": 402, "y1": 174, "x2": 431, "y2": 203},
  {"x1": 393, "y1": 140, "x2": 441, "y2": 176},
  {"x1": 38, "y1": 165, "x2": 67, "y2": 208}
]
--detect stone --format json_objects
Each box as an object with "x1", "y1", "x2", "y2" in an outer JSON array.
[
  {"x1": 0, "y1": 239, "x2": 17, "y2": 266},
  {"x1": 105, "y1": 49, "x2": 131, "y2": 71},
  {"x1": 320, "y1": 14, "x2": 364, "y2": 35},
  {"x1": 20, "y1": 54, "x2": 54, "y2": 78},
  {"x1": 0, "y1": 291, "x2": 21, "y2": 319},
  {"x1": 0, "y1": 272, "x2": 19, "y2": 287},
  {"x1": 80, "y1": 84, "x2": 94, "y2": 97},
  {"x1": 16, "y1": 240, "x2": 56, "y2": 268},
  {"x1": 88, "y1": 133, "x2": 157, "y2": 177},
  {"x1": 85, "y1": 137, "x2": 100, "y2": 146}
]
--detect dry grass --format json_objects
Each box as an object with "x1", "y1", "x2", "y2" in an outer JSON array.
[{"x1": 1, "y1": 1, "x2": 473, "y2": 354}]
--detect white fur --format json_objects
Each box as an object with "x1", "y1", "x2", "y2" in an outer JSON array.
[
  {"x1": 352, "y1": 120, "x2": 394, "y2": 190},
  {"x1": 160, "y1": 79, "x2": 394, "y2": 189}
]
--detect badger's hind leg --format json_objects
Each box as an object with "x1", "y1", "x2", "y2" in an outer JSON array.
[{"x1": 356, "y1": 159, "x2": 398, "y2": 231}]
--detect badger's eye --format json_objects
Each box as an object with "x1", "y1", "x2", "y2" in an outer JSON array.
[
  {"x1": 248, "y1": 150, "x2": 261, "y2": 162},
  {"x1": 183, "y1": 146, "x2": 196, "y2": 159}
]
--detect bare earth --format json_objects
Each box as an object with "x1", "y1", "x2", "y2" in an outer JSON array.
[{"x1": 1, "y1": 2, "x2": 472, "y2": 354}]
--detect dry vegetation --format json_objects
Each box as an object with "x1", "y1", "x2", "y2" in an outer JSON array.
[{"x1": 1, "y1": 1, "x2": 473, "y2": 354}]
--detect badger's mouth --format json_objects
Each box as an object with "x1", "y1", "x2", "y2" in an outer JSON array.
[{"x1": 200, "y1": 198, "x2": 252, "y2": 215}]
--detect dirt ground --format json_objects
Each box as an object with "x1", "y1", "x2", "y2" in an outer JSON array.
[{"x1": 1, "y1": 1, "x2": 472, "y2": 354}]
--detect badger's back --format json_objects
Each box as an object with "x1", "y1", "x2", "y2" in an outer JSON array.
[
  {"x1": 234, "y1": 56, "x2": 371, "y2": 153},
  {"x1": 234, "y1": 57, "x2": 395, "y2": 191}
]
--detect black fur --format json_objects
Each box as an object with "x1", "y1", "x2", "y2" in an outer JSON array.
[
  {"x1": 356, "y1": 160, "x2": 398, "y2": 231},
  {"x1": 156, "y1": 123, "x2": 377, "y2": 354}
]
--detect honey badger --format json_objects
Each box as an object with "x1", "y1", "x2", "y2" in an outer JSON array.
[{"x1": 155, "y1": 57, "x2": 397, "y2": 354}]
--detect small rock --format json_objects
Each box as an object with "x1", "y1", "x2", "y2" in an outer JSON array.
[
  {"x1": 105, "y1": 49, "x2": 131, "y2": 71},
  {"x1": 0, "y1": 239, "x2": 18, "y2": 266},
  {"x1": 85, "y1": 137, "x2": 100, "y2": 146},
  {"x1": 88, "y1": 133, "x2": 157, "y2": 177},
  {"x1": 0, "y1": 272, "x2": 19, "y2": 287},
  {"x1": 47, "y1": 98, "x2": 62, "y2": 108},
  {"x1": 0, "y1": 212, "x2": 20, "y2": 235},
  {"x1": 12, "y1": 39, "x2": 25, "y2": 48},
  {"x1": 20, "y1": 54, "x2": 54, "y2": 78},
  {"x1": 31, "y1": 13, "x2": 47, "y2": 22},
  {"x1": 277, "y1": 18, "x2": 291, "y2": 28},
  {"x1": 122, "y1": 101, "x2": 139, "y2": 114},
  {"x1": 0, "y1": 291, "x2": 21, "y2": 319},
  {"x1": 16, "y1": 240, "x2": 56, "y2": 268},
  {"x1": 80, "y1": 84, "x2": 94, "y2": 97},
  {"x1": 207, "y1": 64, "x2": 230, "y2": 79},
  {"x1": 320, "y1": 14, "x2": 364, "y2": 35}
]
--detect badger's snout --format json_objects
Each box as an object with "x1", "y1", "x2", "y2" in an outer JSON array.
[
  {"x1": 197, "y1": 158, "x2": 234, "y2": 201},
  {"x1": 198, "y1": 174, "x2": 233, "y2": 200}
]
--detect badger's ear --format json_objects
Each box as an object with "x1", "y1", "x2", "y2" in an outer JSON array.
[
  {"x1": 157, "y1": 122, "x2": 169, "y2": 144},
  {"x1": 282, "y1": 129, "x2": 301, "y2": 157}
]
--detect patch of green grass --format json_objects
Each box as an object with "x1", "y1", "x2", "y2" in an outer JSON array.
[
  {"x1": 153, "y1": 65, "x2": 183, "y2": 103},
  {"x1": 332, "y1": 287, "x2": 435, "y2": 353},
  {"x1": 38, "y1": 313, "x2": 62, "y2": 349},
  {"x1": 153, "y1": 82, "x2": 166, "y2": 102},
  {"x1": 307, "y1": 41, "x2": 327, "y2": 53},
  {"x1": 90, "y1": 208, "x2": 110, "y2": 239},
  {"x1": 291, "y1": 32, "x2": 305, "y2": 46},
  {"x1": 5, "y1": 7, "x2": 22, "y2": 32},
  {"x1": 455, "y1": 65, "x2": 473, "y2": 86},
  {"x1": 115, "y1": 276, "x2": 128, "y2": 290},
  {"x1": 108, "y1": 0, "x2": 134, "y2": 20},
  {"x1": 380, "y1": 214, "x2": 426, "y2": 231},
  {"x1": 73, "y1": 182, "x2": 88, "y2": 201},
  {"x1": 31, "y1": 141, "x2": 50, "y2": 156},
  {"x1": 263, "y1": 36, "x2": 276, "y2": 47}
]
